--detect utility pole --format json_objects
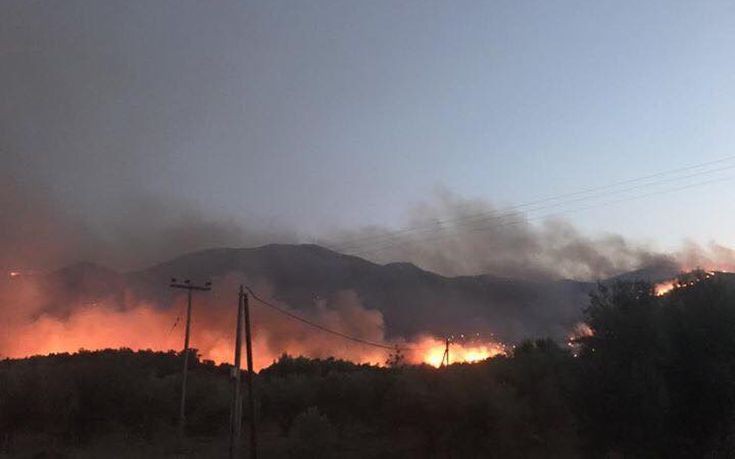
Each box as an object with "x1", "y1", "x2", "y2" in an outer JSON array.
[
  {"x1": 441, "y1": 337, "x2": 451, "y2": 367},
  {"x1": 243, "y1": 288, "x2": 258, "y2": 459},
  {"x1": 230, "y1": 287, "x2": 244, "y2": 458},
  {"x1": 169, "y1": 278, "x2": 212, "y2": 443}
]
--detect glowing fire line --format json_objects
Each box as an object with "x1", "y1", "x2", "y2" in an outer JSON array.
[{"x1": 654, "y1": 270, "x2": 718, "y2": 296}]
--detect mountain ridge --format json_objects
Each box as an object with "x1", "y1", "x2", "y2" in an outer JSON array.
[{"x1": 34, "y1": 243, "x2": 679, "y2": 342}]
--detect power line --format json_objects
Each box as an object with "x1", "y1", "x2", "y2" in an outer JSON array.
[
  {"x1": 244, "y1": 286, "x2": 417, "y2": 352},
  {"x1": 349, "y1": 173, "x2": 735, "y2": 257},
  {"x1": 334, "y1": 165, "x2": 735, "y2": 256},
  {"x1": 166, "y1": 314, "x2": 181, "y2": 337},
  {"x1": 335, "y1": 162, "x2": 735, "y2": 253},
  {"x1": 166, "y1": 303, "x2": 187, "y2": 338},
  {"x1": 327, "y1": 155, "x2": 735, "y2": 253},
  {"x1": 331, "y1": 155, "x2": 735, "y2": 251},
  {"x1": 343, "y1": 165, "x2": 734, "y2": 254},
  {"x1": 246, "y1": 161, "x2": 735, "y2": 353}
]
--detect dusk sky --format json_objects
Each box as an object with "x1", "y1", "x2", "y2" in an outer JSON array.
[{"x1": 3, "y1": 0, "x2": 735, "y2": 265}]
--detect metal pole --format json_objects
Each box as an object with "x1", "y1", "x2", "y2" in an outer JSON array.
[
  {"x1": 441, "y1": 337, "x2": 450, "y2": 367},
  {"x1": 179, "y1": 288, "x2": 192, "y2": 441},
  {"x1": 230, "y1": 287, "x2": 244, "y2": 458},
  {"x1": 169, "y1": 278, "x2": 211, "y2": 444},
  {"x1": 243, "y1": 292, "x2": 258, "y2": 459}
]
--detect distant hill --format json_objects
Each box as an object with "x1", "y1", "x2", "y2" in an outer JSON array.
[
  {"x1": 34, "y1": 244, "x2": 685, "y2": 342},
  {"x1": 608, "y1": 261, "x2": 681, "y2": 283}
]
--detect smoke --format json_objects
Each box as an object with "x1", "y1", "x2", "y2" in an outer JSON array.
[
  {"x1": 0, "y1": 272, "x2": 386, "y2": 368},
  {"x1": 675, "y1": 240, "x2": 735, "y2": 273},
  {"x1": 75, "y1": 195, "x2": 297, "y2": 271},
  {"x1": 326, "y1": 190, "x2": 673, "y2": 281},
  {"x1": 0, "y1": 271, "x2": 372, "y2": 368},
  {"x1": 0, "y1": 173, "x2": 88, "y2": 272},
  {"x1": 7, "y1": 183, "x2": 734, "y2": 367},
  {"x1": 0, "y1": 267, "x2": 508, "y2": 369},
  {"x1": 0, "y1": 170, "x2": 296, "y2": 273}
]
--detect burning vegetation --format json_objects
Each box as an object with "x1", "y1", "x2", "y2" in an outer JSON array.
[
  {"x1": 3, "y1": 243, "x2": 735, "y2": 457},
  {"x1": 5, "y1": 272, "x2": 735, "y2": 457},
  {"x1": 654, "y1": 269, "x2": 719, "y2": 296},
  {"x1": 0, "y1": 271, "x2": 509, "y2": 370},
  {"x1": 3, "y1": 262, "x2": 732, "y2": 371}
]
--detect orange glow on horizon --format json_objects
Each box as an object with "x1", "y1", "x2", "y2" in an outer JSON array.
[
  {"x1": 416, "y1": 337, "x2": 507, "y2": 367},
  {"x1": 1, "y1": 289, "x2": 509, "y2": 371}
]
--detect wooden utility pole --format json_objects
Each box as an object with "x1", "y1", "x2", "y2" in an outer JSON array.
[
  {"x1": 243, "y1": 289, "x2": 258, "y2": 459},
  {"x1": 230, "y1": 287, "x2": 244, "y2": 458},
  {"x1": 169, "y1": 278, "x2": 212, "y2": 442}
]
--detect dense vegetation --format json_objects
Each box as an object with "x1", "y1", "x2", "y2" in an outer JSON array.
[{"x1": 3, "y1": 271, "x2": 735, "y2": 458}]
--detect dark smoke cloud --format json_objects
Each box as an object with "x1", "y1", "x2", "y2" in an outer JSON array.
[
  {"x1": 76, "y1": 194, "x2": 297, "y2": 271},
  {"x1": 0, "y1": 1, "x2": 710, "y2": 282},
  {"x1": 325, "y1": 190, "x2": 674, "y2": 281},
  {"x1": 0, "y1": 169, "x2": 296, "y2": 272},
  {"x1": 0, "y1": 2, "x2": 296, "y2": 272},
  {"x1": 0, "y1": 269, "x2": 416, "y2": 369},
  {"x1": 0, "y1": 171, "x2": 88, "y2": 272},
  {"x1": 0, "y1": 165, "x2": 705, "y2": 284}
]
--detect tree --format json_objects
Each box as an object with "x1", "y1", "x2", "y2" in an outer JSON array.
[{"x1": 576, "y1": 281, "x2": 669, "y2": 456}]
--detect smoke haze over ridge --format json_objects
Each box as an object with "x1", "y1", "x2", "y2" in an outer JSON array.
[
  {"x1": 323, "y1": 189, "x2": 678, "y2": 281},
  {"x1": 2, "y1": 164, "x2": 731, "y2": 282},
  {"x1": 3, "y1": 0, "x2": 735, "y2": 368},
  {"x1": 3, "y1": 0, "x2": 735, "y2": 266}
]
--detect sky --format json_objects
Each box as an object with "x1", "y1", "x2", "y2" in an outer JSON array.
[{"x1": 2, "y1": 0, "x2": 735, "y2": 269}]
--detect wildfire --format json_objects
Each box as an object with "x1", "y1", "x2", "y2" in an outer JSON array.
[
  {"x1": 416, "y1": 336, "x2": 507, "y2": 367},
  {"x1": 567, "y1": 322, "x2": 594, "y2": 357},
  {"x1": 654, "y1": 270, "x2": 718, "y2": 296},
  {"x1": 1, "y1": 275, "x2": 509, "y2": 371},
  {"x1": 654, "y1": 280, "x2": 676, "y2": 296}
]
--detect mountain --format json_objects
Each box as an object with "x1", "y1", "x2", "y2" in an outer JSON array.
[
  {"x1": 128, "y1": 244, "x2": 594, "y2": 340},
  {"x1": 32, "y1": 244, "x2": 603, "y2": 342},
  {"x1": 32, "y1": 244, "x2": 703, "y2": 343},
  {"x1": 608, "y1": 261, "x2": 681, "y2": 283}
]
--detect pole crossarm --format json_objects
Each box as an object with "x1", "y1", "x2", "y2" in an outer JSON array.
[{"x1": 170, "y1": 280, "x2": 212, "y2": 291}]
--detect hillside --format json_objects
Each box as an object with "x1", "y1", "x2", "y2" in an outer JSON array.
[
  {"x1": 6, "y1": 269, "x2": 735, "y2": 459},
  {"x1": 33, "y1": 244, "x2": 609, "y2": 341}
]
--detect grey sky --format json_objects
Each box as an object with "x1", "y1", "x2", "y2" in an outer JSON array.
[{"x1": 2, "y1": 0, "x2": 735, "y2": 266}]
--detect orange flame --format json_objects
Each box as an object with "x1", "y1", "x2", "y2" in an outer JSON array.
[
  {"x1": 411, "y1": 336, "x2": 507, "y2": 367},
  {"x1": 654, "y1": 270, "x2": 718, "y2": 296},
  {"x1": 0, "y1": 279, "x2": 509, "y2": 371},
  {"x1": 654, "y1": 280, "x2": 676, "y2": 296},
  {"x1": 566, "y1": 322, "x2": 594, "y2": 357}
]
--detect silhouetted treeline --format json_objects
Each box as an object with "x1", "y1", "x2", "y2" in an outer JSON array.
[
  {"x1": 576, "y1": 271, "x2": 735, "y2": 457},
  {"x1": 3, "y1": 271, "x2": 735, "y2": 458}
]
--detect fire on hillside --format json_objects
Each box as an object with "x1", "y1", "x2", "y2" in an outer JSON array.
[
  {"x1": 1, "y1": 275, "x2": 508, "y2": 370},
  {"x1": 654, "y1": 270, "x2": 719, "y2": 296}
]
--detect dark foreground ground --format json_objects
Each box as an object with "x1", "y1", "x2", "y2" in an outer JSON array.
[{"x1": 4, "y1": 273, "x2": 735, "y2": 458}]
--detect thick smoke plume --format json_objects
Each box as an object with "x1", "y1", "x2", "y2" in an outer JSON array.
[
  {"x1": 3, "y1": 172, "x2": 733, "y2": 367},
  {"x1": 0, "y1": 171, "x2": 296, "y2": 273},
  {"x1": 1, "y1": 270, "x2": 502, "y2": 369},
  {"x1": 0, "y1": 273, "x2": 379, "y2": 368},
  {"x1": 328, "y1": 190, "x2": 675, "y2": 281}
]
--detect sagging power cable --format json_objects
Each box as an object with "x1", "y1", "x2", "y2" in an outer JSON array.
[{"x1": 244, "y1": 286, "x2": 419, "y2": 352}]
